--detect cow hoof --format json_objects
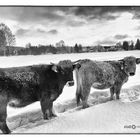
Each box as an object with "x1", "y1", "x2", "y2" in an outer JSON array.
[
  {"x1": 1, "y1": 125, "x2": 11, "y2": 134},
  {"x1": 43, "y1": 114, "x2": 56, "y2": 120},
  {"x1": 3, "y1": 129, "x2": 11, "y2": 134},
  {"x1": 43, "y1": 115, "x2": 50, "y2": 120},
  {"x1": 52, "y1": 113, "x2": 57, "y2": 118},
  {"x1": 77, "y1": 102, "x2": 81, "y2": 107},
  {"x1": 116, "y1": 97, "x2": 120, "y2": 100},
  {"x1": 44, "y1": 117, "x2": 51, "y2": 120},
  {"x1": 82, "y1": 104, "x2": 89, "y2": 109},
  {"x1": 110, "y1": 97, "x2": 114, "y2": 101}
]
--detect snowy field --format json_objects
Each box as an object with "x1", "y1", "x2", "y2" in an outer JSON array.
[{"x1": 1, "y1": 50, "x2": 140, "y2": 134}]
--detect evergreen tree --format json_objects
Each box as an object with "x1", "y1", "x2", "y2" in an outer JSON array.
[
  {"x1": 122, "y1": 41, "x2": 129, "y2": 50},
  {"x1": 135, "y1": 39, "x2": 140, "y2": 50},
  {"x1": 129, "y1": 41, "x2": 134, "y2": 50},
  {"x1": 74, "y1": 43, "x2": 79, "y2": 53},
  {"x1": 78, "y1": 44, "x2": 82, "y2": 53}
]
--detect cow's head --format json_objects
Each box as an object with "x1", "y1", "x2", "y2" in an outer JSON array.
[
  {"x1": 51, "y1": 60, "x2": 81, "y2": 86},
  {"x1": 119, "y1": 56, "x2": 140, "y2": 76}
]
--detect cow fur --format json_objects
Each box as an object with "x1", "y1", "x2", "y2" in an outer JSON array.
[
  {"x1": 0, "y1": 60, "x2": 80, "y2": 134},
  {"x1": 74, "y1": 56, "x2": 140, "y2": 109}
]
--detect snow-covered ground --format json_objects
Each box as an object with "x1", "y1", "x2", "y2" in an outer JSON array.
[{"x1": 1, "y1": 50, "x2": 140, "y2": 133}]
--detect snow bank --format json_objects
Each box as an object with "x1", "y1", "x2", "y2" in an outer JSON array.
[{"x1": 13, "y1": 99, "x2": 140, "y2": 133}]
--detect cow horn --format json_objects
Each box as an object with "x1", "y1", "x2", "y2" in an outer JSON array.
[{"x1": 73, "y1": 59, "x2": 81, "y2": 64}]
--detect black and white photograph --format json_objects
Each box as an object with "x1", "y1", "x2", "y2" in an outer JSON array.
[{"x1": 0, "y1": 5, "x2": 140, "y2": 134}]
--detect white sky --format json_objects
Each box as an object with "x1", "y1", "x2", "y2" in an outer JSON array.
[{"x1": 0, "y1": 7, "x2": 140, "y2": 47}]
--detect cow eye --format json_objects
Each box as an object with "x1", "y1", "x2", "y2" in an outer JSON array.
[{"x1": 61, "y1": 70, "x2": 65, "y2": 74}]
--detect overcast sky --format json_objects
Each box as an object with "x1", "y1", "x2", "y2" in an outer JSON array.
[{"x1": 0, "y1": 6, "x2": 140, "y2": 47}]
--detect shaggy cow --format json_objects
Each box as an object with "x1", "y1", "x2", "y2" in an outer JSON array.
[
  {"x1": 74, "y1": 56, "x2": 140, "y2": 109},
  {"x1": 0, "y1": 60, "x2": 80, "y2": 134}
]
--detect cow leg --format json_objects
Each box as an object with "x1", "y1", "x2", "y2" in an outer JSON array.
[
  {"x1": 116, "y1": 89, "x2": 121, "y2": 100},
  {"x1": 76, "y1": 84, "x2": 82, "y2": 106},
  {"x1": 115, "y1": 85, "x2": 122, "y2": 100},
  {"x1": 40, "y1": 98, "x2": 52, "y2": 120},
  {"x1": 46, "y1": 101, "x2": 57, "y2": 118},
  {"x1": 76, "y1": 93, "x2": 81, "y2": 106},
  {"x1": 81, "y1": 85, "x2": 90, "y2": 109},
  {"x1": 51, "y1": 108, "x2": 57, "y2": 118},
  {"x1": 40, "y1": 94, "x2": 57, "y2": 120},
  {"x1": 110, "y1": 87, "x2": 115, "y2": 101},
  {"x1": 0, "y1": 120, "x2": 11, "y2": 134},
  {"x1": 0, "y1": 94, "x2": 11, "y2": 134},
  {"x1": 49, "y1": 93, "x2": 60, "y2": 117}
]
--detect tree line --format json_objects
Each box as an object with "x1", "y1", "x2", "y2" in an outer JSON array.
[
  {"x1": 17, "y1": 43, "x2": 83, "y2": 55},
  {"x1": 122, "y1": 39, "x2": 140, "y2": 50},
  {"x1": 15, "y1": 40, "x2": 140, "y2": 55}
]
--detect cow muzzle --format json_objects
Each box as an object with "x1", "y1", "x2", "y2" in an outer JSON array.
[
  {"x1": 66, "y1": 81, "x2": 74, "y2": 87},
  {"x1": 129, "y1": 72, "x2": 135, "y2": 76}
]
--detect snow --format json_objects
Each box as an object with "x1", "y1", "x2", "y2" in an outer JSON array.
[
  {"x1": 13, "y1": 100, "x2": 140, "y2": 133},
  {"x1": 0, "y1": 50, "x2": 140, "y2": 133}
]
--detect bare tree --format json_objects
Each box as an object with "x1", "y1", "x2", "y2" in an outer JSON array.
[
  {"x1": 0, "y1": 30, "x2": 6, "y2": 47},
  {"x1": 0, "y1": 23, "x2": 16, "y2": 55},
  {"x1": 0, "y1": 23, "x2": 16, "y2": 46}
]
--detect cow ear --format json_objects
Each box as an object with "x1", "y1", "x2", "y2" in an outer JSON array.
[
  {"x1": 51, "y1": 64, "x2": 58, "y2": 73},
  {"x1": 118, "y1": 60, "x2": 124, "y2": 70},
  {"x1": 73, "y1": 63, "x2": 81, "y2": 70},
  {"x1": 136, "y1": 58, "x2": 140, "y2": 64}
]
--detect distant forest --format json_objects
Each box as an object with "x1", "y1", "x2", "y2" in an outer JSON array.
[
  {"x1": 0, "y1": 39, "x2": 139, "y2": 56},
  {"x1": 1, "y1": 39, "x2": 139, "y2": 56}
]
